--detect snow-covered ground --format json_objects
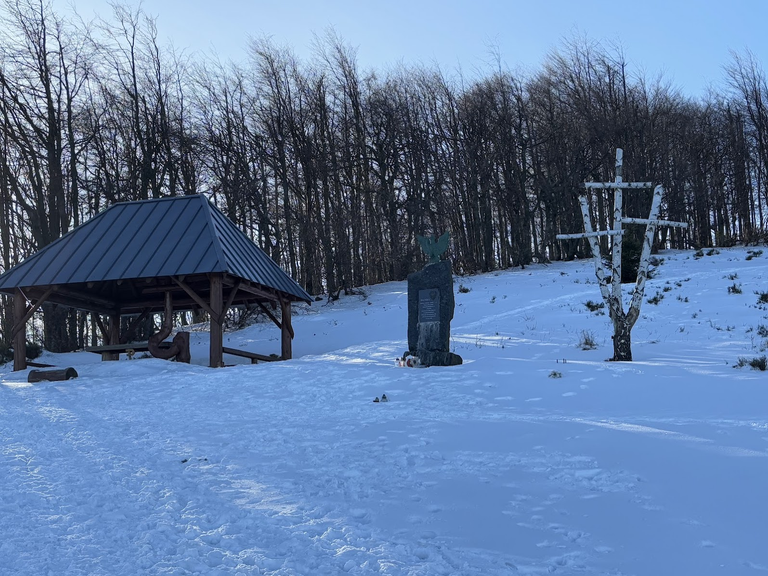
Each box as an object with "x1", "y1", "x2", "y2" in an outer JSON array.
[{"x1": 2, "y1": 247, "x2": 768, "y2": 575}]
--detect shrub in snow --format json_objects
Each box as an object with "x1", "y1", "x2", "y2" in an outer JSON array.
[
  {"x1": 584, "y1": 300, "x2": 604, "y2": 313},
  {"x1": 735, "y1": 356, "x2": 768, "y2": 371},
  {"x1": 578, "y1": 330, "x2": 597, "y2": 350},
  {"x1": 647, "y1": 292, "x2": 664, "y2": 305},
  {"x1": 0, "y1": 341, "x2": 41, "y2": 364}
]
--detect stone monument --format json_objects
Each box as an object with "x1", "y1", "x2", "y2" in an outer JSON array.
[{"x1": 403, "y1": 232, "x2": 463, "y2": 367}]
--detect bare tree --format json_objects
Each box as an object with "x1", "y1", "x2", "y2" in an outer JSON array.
[
  {"x1": 0, "y1": 0, "x2": 91, "y2": 351},
  {"x1": 558, "y1": 149, "x2": 687, "y2": 361}
]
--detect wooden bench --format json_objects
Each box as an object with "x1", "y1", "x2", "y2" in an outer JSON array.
[
  {"x1": 222, "y1": 346, "x2": 281, "y2": 364},
  {"x1": 85, "y1": 343, "x2": 278, "y2": 364},
  {"x1": 85, "y1": 341, "x2": 171, "y2": 360}
]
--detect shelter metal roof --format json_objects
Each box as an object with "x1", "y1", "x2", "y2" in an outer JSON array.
[{"x1": 0, "y1": 195, "x2": 312, "y2": 303}]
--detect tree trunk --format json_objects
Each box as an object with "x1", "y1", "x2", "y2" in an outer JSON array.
[
  {"x1": 43, "y1": 303, "x2": 77, "y2": 353},
  {"x1": 611, "y1": 317, "x2": 633, "y2": 362}
]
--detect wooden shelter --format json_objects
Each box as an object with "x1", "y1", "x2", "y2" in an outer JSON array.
[{"x1": 0, "y1": 195, "x2": 312, "y2": 370}]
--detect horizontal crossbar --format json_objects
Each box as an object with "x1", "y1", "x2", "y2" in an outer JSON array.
[
  {"x1": 584, "y1": 182, "x2": 653, "y2": 189},
  {"x1": 556, "y1": 230, "x2": 624, "y2": 240},
  {"x1": 621, "y1": 217, "x2": 688, "y2": 228}
]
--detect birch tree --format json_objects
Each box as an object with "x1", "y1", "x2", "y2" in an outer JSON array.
[{"x1": 558, "y1": 149, "x2": 687, "y2": 361}]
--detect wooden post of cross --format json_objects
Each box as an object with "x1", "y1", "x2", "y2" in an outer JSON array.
[{"x1": 556, "y1": 148, "x2": 688, "y2": 361}]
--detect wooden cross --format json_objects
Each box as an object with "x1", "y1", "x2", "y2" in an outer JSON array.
[{"x1": 555, "y1": 148, "x2": 688, "y2": 360}]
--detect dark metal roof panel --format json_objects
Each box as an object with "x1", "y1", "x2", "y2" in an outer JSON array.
[
  {"x1": 52, "y1": 202, "x2": 144, "y2": 284},
  {"x1": 207, "y1": 205, "x2": 312, "y2": 302},
  {"x1": 3, "y1": 206, "x2": 114, "y2": 287},
  {"x1": 0, "y1": 195, "x2": 311, "y2": 303}
]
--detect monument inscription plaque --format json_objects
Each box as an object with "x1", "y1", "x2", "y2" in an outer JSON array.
[{"x1": 418, "y1": 289, "x2": 440, "y2": 323}]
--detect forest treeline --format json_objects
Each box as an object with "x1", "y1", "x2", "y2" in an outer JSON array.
[{"x1": 1, "y1": 0, "x2": 768, "y2": 351}]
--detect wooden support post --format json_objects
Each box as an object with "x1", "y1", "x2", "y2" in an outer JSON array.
[
  {"x1": 104, "y1": 313, "x2": 121, "y2": 361},
  {"x1": 280, "y1": 297, "x2": 293, "y2": 360},
  {"x1": 13, "y1": 288, "x2": 27, "y2": 371},
  {"x1": 209, "y1": 273, "x2": 224, "y2": 368}
]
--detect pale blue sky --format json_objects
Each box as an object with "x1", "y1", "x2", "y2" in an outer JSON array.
[{"x1": 54, "y1": 0, "x2": 766, "y2": 98}]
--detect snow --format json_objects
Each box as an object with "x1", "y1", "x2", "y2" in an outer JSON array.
[{"x1": 2, "y1": 247, "x2": 768, "y2": 575}]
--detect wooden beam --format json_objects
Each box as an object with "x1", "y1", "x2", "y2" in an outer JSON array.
[
  {"x1": 610, "y1": 150, "x2": 624, "y2": 304},
  {"x1": 39, "y1": 293, "x2": 116, "y2": 315},
  {"x1": 11, "y1": 286, "x2": 55, "y2": 336},
  {"x1": 120, "y1": 308, "x2": 151, "y2": 344},
  {"x1": 121, "y1": 296, "x2": 201, "y2": 312},
  {"x1": 141, "y1": 284, "x2": 183, "y2": 294},
  {"x1": 584, "y1": 182, "x2": 652, "y2": 189},
  {"x1": 255, "y1": 300, "x2": 284, "y2": 332},
  {"x1": 225, "y1": 277, "x2": 279, "y2": 301},
  {"x1": 13, "y1": 288, "x2": 26, "y2": 371},
  {"x1": 54, "y1": 286, "x2": 118, "y2": 311},
  {"x1": 209, "y1": 274, "x2": 224, "y2": 368},
  {"x1": 556, "y1": 230, "x2": 624, "y2": 240},
  {"x1": 222, "y1": 346, "x2": 280, "y2": 364},
  {"x1": 173, "y1": 277, "x2": 216, "y2": 318},
  {"x1": 223, "y1": 281, "x2": 241, "y2": 321},
  {"x1": 280, "y1": 297, "x2": 293, "y2": 360},
  {"x1": 621, "y1": 217, "x2": 688, "y2": 228},
  {"x1": 92, "y1": 313, "x2": 109, "y2": 342},
  {"x1": 122, "y1": 278, "x2": 141, "y2": 300}
]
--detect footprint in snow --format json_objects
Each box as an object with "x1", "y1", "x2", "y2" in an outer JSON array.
[
  {"x1": 680, "y1": 518, "x2": 704, "y2": 526},
  {"x1": 349, "y1": 508, "x2": 371, "y2": 523}
]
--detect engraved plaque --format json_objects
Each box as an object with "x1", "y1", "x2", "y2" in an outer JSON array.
[{"x1": 418, "y1": 289, "x2": 440, "y2": 323}]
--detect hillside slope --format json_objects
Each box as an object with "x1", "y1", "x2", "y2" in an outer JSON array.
[{"x1": 1, "y1": 248, "x2": 767, "y2": 575}]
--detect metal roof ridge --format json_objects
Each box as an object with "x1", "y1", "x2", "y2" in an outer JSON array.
[
  {"x1": 108, "y1": 194, "x2": 204, "y2": 207},
  {"x1": 199, "y1": 195, "x2": 230, "y2": 274}
]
